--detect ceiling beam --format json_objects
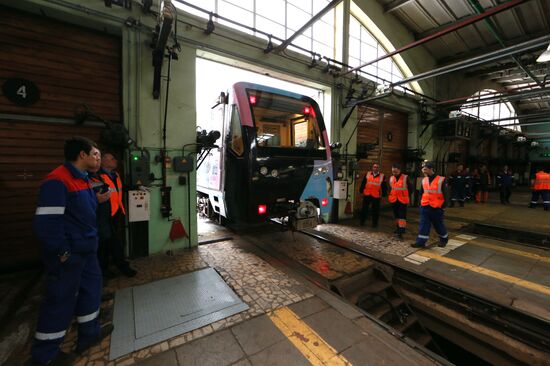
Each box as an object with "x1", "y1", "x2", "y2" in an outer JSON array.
[
  {"x1": 384, "y1": 0, "x2": 416, "y2": 13},
  {"x1": 343, "y1": 0, "x2": 528, "y2": 77},
  {"x1": 468, "y1": 0, "x2": 543, "y2": 87},
  {"x1": 436, "y1": 30, "x2": 548, "y2": 65},
  {"x1": 393, "y1": 34, "x2": 550, "y2": 87}
]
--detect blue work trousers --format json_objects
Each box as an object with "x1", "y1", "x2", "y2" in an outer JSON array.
[
  {"x1": 530, "y1": 190, "x2": 550, "y2": 210},
  {"x1": 415, "y1": 206, "x2": 448, "y2": 246},
  {"x1": 32, "y1": 250, "x2": 102, "y2": 363}
]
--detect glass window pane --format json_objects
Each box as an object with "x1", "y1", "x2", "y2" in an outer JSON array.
[
  {"x1": 256, "y1": 15, "x2": 286, "y2": 40},
  {"x1": 224, "y1": 0, "x2": 254, "y2": 11},
  {"x1": 313, "y1": 40, "x2": 333, "y2": 59},
  {"x1": 378, "y1": 58, "x2": 392, "y2": 73},
  {"x1": 361, "y1": 44, "x2": 376, "y2": 63},
  {"x1": 287, "y1": 4, "x2": 311, "y2": 31},
  {"x1": 378, "y1": 70, "x2": 392, "y2": 84},
  {"x1": 313, "y1": 0, "x2": 330, "y2": 13},
  {"x1": 174, "y1": 0, "x2": 214, "y2": 19},
  {"x1": 321, "y1": 11, "x2": 334, "y2": 25},
  {"x1": 364, "y1": 64, "x2": 377, "y2": 79},
  {"x1": 257, "y1": 0, "x2": 285, "y2": 24},
  {"x1": 313, "y1": 21, "x2": 334, "y2": 45},
  {"x1": 219, "y1": 1, "x2": 254, "y2": 31},
  {"x1": 288, "y1": 0, "x2": 312, "y2": 13},
  {"x1": 361, "y1": 27, "x2": 378, "y2": 48},
  {"x1": 294, "y1": 34, "x2": 312, "y2": 51},
  {"x1": 349, "y1": 16, "x2": 361, "y2": 38},
  {"x1": 349, "y1": 36, "x2": 360, "y2": 59},
  {"x1": 348, "y1": 56, "x2": 361, "y2": 68}
]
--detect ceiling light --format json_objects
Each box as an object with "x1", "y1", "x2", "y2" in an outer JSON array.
[{"x1": 536, "y1": 44, "x2": 550, "y2": 63}]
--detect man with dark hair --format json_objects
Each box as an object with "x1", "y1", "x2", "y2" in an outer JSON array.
[
  {"x1": 99, "y1": 152, "x2": 136, "y2": 277},
  {"x1": 388, "y1": 164, "x2": 413, "y2": 239},
  {"x1": 31, "y1": 136, "x2": 110, "y2": 365},
  {"x1": 412, "y1": 161, "x2": 449, "y2": 248},
  {"x1": 359, "y1": 163, "x2": 387, "y2": 228}
]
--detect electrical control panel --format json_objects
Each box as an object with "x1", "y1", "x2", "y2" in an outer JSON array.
[
  {"x1": 129, "y1": 152, "x2": 150, "y2": 186},
  {"x1": 128, "y1": 190, "x2": 150, "y2": 222},
  {"x1": 333, "y1": 180, "x2": 348, "y2": 199}
]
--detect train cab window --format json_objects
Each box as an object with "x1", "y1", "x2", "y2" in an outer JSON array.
[
  {"x1": 248, "y1": 90, "x2": 325, "y2": 151},
  {"x1": 229, "y1": 104, "x2": 244, "y2": 156}
]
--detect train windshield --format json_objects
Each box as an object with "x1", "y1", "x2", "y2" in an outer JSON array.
[{"x1": 247, "y1": 89, "x2": 325, "y2": 151}]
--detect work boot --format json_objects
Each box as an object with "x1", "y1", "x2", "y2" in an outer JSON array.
[
  {"x1": 410, "y1": 242, "x2": 425, "y2": 248},
  {"x1": 120, "y1": 266, "x2": 137, "y2": 278},
  {"x1": 31, "y1": 351, "x2": 77, "y2": 366},
  {"x1": 438, "y1": 241, "x2": 448, "y2": 248},
  {"x1": 75, "y1": 324, "x2": 114, "y2": 355},
  {"x1": 396, "y1": 233, "x2": 404, "y2": 240}
]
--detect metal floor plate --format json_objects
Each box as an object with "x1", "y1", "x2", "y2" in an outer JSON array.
[{"x1": 109, "y1": 267, "x2": 249, "y2": 360}]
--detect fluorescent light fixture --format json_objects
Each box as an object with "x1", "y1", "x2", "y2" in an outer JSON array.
[{"x1": 537, "y1": 44, "x2": 550, "y2": 63}]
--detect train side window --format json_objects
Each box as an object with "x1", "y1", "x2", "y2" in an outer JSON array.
[{"x1": 229, "y1": 105, "x2": 244, "y2": 156}]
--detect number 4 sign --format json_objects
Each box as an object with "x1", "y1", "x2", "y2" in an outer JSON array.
[{"x1": 2, "y1": 78, "x2": 40, "y2": 106}]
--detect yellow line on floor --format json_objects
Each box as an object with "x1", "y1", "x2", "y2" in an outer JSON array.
[
  {"x1": 418, "y1": 250, "x2": 550, "y2": 296},
  {"x1": 467, "y1": 241, "x2": 550, "y2": 264},
  {"x1": 268, "y1": 307, "x2": 351, "y2": 366}
]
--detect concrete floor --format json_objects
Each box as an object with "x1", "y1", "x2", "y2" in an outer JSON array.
[{"x1": 2, "y1": 225, "x2": 443, "y2": 365}]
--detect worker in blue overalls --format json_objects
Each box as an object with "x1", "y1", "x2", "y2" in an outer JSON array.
[
  {"x1": 31, "y1": 137, "x2": 111, "y2": 365},
  {"x1": 449, "y1": 164, "x2": 466, "y2": 207},
  {"x1": 412, "y1": 161, "x2": 449, "y2": 248}
]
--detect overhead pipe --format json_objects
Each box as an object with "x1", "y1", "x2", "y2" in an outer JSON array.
[
  {"x1": 392, "y1": 35, "x2": 550, "y2": 87},
  {"x1": 343, "y1": 0, "x2": 528, "y2": 76},
  {"x1": 498, "y1": 120, "x2": 550, "y2": 128},
  {"x1": 272, "y1": 0, "x2": 342, "y2": 53},
  {"x1": 456, "y1": 88, "x2": 550, "y2": 109},
  {"x1": 468, "y1": 0, "x2": 543, "y2": 88}
]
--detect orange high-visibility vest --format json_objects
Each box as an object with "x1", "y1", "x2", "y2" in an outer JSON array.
[
  {"x1": 363, "y1": 172, "x2": 384, "y2": 198},
  {"x1": 534, "y1": 171, "x2": 550, "y2": 190},
  {"x1": 421, "y1": 176, "x2": 445, "y2": 208},
  {"x1": 100, "y1": 171, "x2": 126, "y2": 216},
  {"x1": 389, "y1": 174, "x2": 410, "y2": 204}
]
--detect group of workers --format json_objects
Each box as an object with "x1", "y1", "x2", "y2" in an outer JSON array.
[
  {"x1": 448, "y1": 164, "x2": 514, "y2": 206},
  {"x1": 359, "y1": 160, "x2": 550, "y2": 249},
  {"x1": 360, "y1": 161, "x2": 448, "y2": 248},
  {"x1": 31, "y1": 137, "x2": 135, "y2": 365}
]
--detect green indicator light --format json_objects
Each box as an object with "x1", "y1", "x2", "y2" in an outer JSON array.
[{"x1": 133, "y1": 156, "x2": 139, "y2": 161}]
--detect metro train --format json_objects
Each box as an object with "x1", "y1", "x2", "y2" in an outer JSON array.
[{"x1": 197, "y1": 82, "x2": 334, "y2": 228}]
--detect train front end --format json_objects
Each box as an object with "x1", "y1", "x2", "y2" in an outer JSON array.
[{"x1": 230, "y1": 82, "x2": 333, "y2": 228}]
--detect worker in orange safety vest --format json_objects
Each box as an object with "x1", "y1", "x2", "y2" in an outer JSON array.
[
  {"x1": 359, "y1": 163, "x2": 387, "y2": 228},
  {"x1": 99, "y1": 152, "x2": 136, "y2": 278},
  {"x1": 388, "y1": 164, "x2": 413, "y2": 239},
  {"x1": 411, "y1": 161, "x2": 449, "y2": 248},
  {"x1": 529, "y1": 167, "x2": 550, "y2": 211}
]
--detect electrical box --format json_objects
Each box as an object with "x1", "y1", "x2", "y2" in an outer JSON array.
[
  {"x1": 333, "y1": 180, "x2": 348, "y2": 199},
  {"x1": 173, "y1": 154, "x2": 194, "y2": 172},
  {"x1": 434, "y1": 119, "x2": 472, "y2": 140},
  {"x1": 129, "y1": 152, "x2": 150, "y2": 186},
  {"x1": 128, "y1": 190, "x2": 150, "y2": 222}
]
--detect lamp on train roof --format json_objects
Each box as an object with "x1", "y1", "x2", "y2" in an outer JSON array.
[{"x1": 536, "y1": 44, "x2": 550, "y2": 63}]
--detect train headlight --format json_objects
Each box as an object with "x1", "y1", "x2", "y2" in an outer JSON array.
[
  {"x1": 260, "y1": 166, "x2": 268, "y2": 175},
  {"x1": 271, "y1": 169, "x2": 279, "y2": 178}
]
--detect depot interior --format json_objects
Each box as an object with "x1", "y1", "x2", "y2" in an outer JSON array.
[{"x1": 1, "y1": 1, "x2": 550, "y2": 366}]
